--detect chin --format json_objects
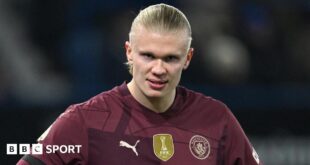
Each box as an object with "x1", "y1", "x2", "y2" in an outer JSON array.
[
  {"x1": 146, "y1": 93, "x2": 163, "y2": 98},
  {"x1": 144, "y1": 91, "x2": 165, "y2": 98}
]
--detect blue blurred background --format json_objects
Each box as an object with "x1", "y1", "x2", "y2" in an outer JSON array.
[{"x1": 1, "y1": 0, "x2": 310, "y2": 164}]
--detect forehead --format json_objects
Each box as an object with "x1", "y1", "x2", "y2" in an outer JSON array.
[{"x1": 131, "y1": 26, "x2": 189, "y2": 55}]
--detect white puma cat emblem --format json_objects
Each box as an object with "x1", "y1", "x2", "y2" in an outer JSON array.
[{"x1": 119, "y1": 140, "x2": 140, "y2": 156}]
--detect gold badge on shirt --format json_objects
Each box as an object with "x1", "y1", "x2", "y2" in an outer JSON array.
[{"x1": 153, "y1": 134, "x2": 174, "y2": 161}]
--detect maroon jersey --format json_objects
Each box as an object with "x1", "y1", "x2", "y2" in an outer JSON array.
[{"x1": 18, "y1": 82, "x2": 262, "y2": 165}]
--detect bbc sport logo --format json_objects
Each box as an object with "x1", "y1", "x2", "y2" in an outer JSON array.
[
  {"x1": 7, "y1": 144, "x2": 43, "y2": 155},
  {"x1": 6, "y1": 143, "x2": 82, "y2": 155}
]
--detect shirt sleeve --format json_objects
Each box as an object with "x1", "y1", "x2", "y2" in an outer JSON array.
[
  {"x1": 17, "y1": 155, "x2": 45, "y2": 165},
  {"x1": 221, "y1": 109, "x2": 262, "y2": 165},
  {"x1": 17, "y1": 159, "x2": 31, "y2": 165},
  {"x1": 17, "y1": 105, "x2": 88, "y2": 165}
]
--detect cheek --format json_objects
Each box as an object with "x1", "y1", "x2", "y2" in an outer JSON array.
[
  {"x1": 170, "y1": 66, "x2": 184, "y2": 79},
  {"x1": 133, "y1": 59, "x2": 148, "y2": 75}
]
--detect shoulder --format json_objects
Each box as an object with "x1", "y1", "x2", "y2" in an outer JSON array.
[
  {"x1": 75, "y1": 86, "x2": 122, "y2": 111},
  {"x1": 177, "y1": 85, "x2": 230, "y2": 115},
  {"x1": 57, "y1": 85, "x2": 124, "y2": 129},
  {"x1": 37, "y1": 86, "x2": 124, "y2": 141}
]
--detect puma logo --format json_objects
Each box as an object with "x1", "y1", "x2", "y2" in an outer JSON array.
[{"x1": 119, "y1": 140, "x2": 140, "y2": 156}]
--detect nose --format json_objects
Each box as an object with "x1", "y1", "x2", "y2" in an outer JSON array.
[{"x1": 151, "y1": 60, "x2": 166, "y2": 76}]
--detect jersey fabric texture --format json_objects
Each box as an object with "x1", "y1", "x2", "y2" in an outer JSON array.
[{"x1": 17, "y1": 82, "x2": 262, "y2": 165}]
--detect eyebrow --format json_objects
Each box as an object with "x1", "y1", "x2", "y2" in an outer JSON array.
[{"x1": 139, "y1": 51, "x2": 182, "y2": 58}]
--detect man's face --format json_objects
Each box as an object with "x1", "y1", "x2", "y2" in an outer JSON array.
[{"x1": 125, "y1": 26, "x2": 193, "y2": 99}]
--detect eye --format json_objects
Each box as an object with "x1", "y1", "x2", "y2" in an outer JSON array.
[
  {"x1": 140, "y1": 52, "x2": 154, "y2": 60},
  {"x1": 164, "y1": 56, "x2": 179, "y2": 62}
]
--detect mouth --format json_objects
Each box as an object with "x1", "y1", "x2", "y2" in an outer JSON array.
[{"x1": 147, "y1": 79, "x2": 168, "y2": 90}]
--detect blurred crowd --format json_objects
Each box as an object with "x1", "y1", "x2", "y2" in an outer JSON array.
[{"x1": 0, "y1": 0, "x2": 310, "y2": 107}]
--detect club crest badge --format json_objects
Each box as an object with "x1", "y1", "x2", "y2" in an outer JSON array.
[
  {"x1": 189, "y1": 135, "x2": 210, "y2": 160},
  {"x1": 153, "y1": 134, "x2": 174, "y2": 161}
]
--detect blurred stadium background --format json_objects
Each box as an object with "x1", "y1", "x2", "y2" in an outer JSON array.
[{"x1": 1, "y1": 0, "x2": 310, "y2": 164}]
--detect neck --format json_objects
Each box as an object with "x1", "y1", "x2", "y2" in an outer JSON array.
[{"x1": 127, "y1": 81, "x2": 175, "y2": 113}]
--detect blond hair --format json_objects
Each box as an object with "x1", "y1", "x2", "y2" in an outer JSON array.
[{"x1": 126, "y1": 3, "x2": 192, "y2": 74}]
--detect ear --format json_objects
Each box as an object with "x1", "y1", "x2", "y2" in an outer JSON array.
[
  {"x1": 125, "y1": 41, "x2": 133, "y2": 62},
  {"x1": 183, "y1": 48, "x2": 194, "y2": 70}
]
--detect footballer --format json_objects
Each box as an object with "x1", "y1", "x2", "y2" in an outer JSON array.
[{"x1": 18, "y1": 3, "x2": 262, "y2": 165}]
